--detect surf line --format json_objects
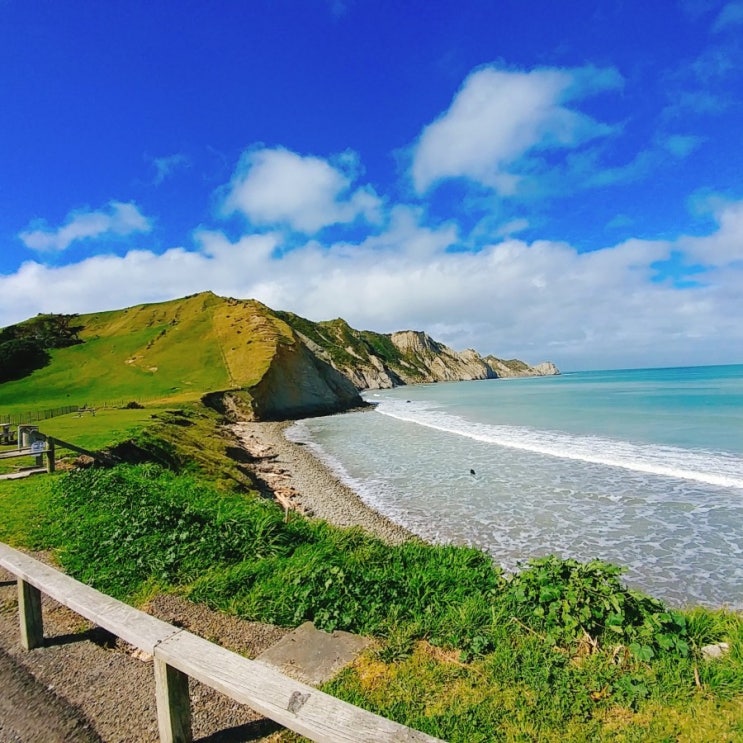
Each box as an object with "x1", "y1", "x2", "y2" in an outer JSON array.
[{"x1": 377, "y1": 409, "x2": 743, "y2": 490}]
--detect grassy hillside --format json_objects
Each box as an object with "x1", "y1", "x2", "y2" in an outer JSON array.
[{"x1": 0, "y1": 292, "x2": 295, "y2": 414}]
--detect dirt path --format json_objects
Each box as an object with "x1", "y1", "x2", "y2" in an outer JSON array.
[{"x1": 0, "y1": 571, "x2": 291, "y2": 742}]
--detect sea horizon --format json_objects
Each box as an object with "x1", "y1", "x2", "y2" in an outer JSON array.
[{"x1": 547, "y1": 361, "x2": 743, "y2": 374}]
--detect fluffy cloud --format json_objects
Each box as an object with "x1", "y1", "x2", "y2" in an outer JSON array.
[
  {"x1": 221, "y1": 147, "x2": 382, "y2": 233},
  {"x1": 19, "y1": 202, "x2": 152, "y2": 252},
  {"x1": 2, "y1": 200, "x2": 742, "y2": 371},
  {"x1": 679, "y1": 199, "x2": 743, "y2": 266},
  {"x1": 411, "y1": 65, "x2": 622, "y2": 195}
]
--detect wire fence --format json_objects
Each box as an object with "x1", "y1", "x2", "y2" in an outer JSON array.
[
  {"x1": 1, "y1": 405, "x2": 79, "y2": 426},
  {"x1": 0, "y1": 400, "x2": 147, "y2": 426}
]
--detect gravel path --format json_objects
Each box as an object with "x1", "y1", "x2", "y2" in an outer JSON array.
[
  {"x1": 0, "y1": 572, "x2": 290, "y2": 742},
  {"x1": 0, "y1": 642, "x2": 101, "y2": 743}
]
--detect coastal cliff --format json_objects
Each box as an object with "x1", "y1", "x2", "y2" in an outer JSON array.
[
  {"x1": 276, "y1": 311, "x2": 559, "y2": 392},
  {"x1": 1, "y1": 292, "x2": 558, "y2": 421},
  {"x1": 484, "y1": 356, "x2": 561, "y2": 378}
]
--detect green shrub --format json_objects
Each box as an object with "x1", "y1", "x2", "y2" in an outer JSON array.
[
  {"x1": 190, "y1": 531, "x2": 503, "y2": 643},
  {"x1": 502, "y1": 555, "x2": 689, "y2": 658}
]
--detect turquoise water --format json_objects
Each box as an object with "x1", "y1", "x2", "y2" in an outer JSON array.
[{"x1": 288, "y1": 365, "x2": 743, "y2": 608}]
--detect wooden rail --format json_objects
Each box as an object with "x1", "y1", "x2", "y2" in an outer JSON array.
[
  {"x1": 0, "y1": 443, "x2": 53, "y2": 475},
  {"x1": 0, "y1": 446, "x2": 48, "y2": 461},
  {"x1": 0, "y1": 543, "x2": 442, "y2": 743},
  {"x1": 0, "y1": 434, "x2": 113, "y2": 476}
]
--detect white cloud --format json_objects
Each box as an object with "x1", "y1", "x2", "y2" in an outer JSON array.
[
  {"x1": 19, "y1": 202, "x2": 152, "y2": 252},
  {"x1": 0, "y1": 233, "x2": 281, "y2": 325},
  {"x1": 2, "y1": 199, "x2": 742, "y2": 371},
  {"x1": 221, "y1": 147, "x2": 382, "y2": 233},
  {"x1": 152, "y1": 153, "x2": 190, "y2": 184},
  {"x1": 679, "y1": 199, "x2": 743, "y2": 266},
  {"x1": 713, "y1": 1, "x2": 743, "y2": 31},
  {"x1": 411, "y1": 65, "x2": 622, "y2": 195}
]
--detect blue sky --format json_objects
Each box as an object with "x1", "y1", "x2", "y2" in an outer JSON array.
[{"x1": 1, "y1": 0, "x2": 742, "y2": 370}]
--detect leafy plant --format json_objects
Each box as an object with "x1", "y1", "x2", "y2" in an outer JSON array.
[{"x1": 503, "y1": 555, "x2": 690, "y2": 658}]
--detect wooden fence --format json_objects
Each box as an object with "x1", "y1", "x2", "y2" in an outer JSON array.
[
  {"x1": 0, "y1": 543, "x2": 442, "y2": 743},
  {"x1": 0, "y1": 433, "x2": 112, "y2": 477}
]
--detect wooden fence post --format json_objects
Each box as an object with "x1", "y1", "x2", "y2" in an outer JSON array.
[
  {"x1": 18, "y1": 580, "x2": 44, "y2": 650},
  {"x1": 154, "y1": 657, "x2": 192, "y2": 743},
  {"x1": 46, "y1": 438, "x2": 56, "y2": 473}
]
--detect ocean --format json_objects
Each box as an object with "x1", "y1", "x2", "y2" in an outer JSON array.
[{"x1": 286, "y1": 365, "x2": 743, "y2": 609}]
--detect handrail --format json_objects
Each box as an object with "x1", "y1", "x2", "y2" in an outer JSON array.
[{"x1": 0, "y1": 543, "x2": 443, "y2": 743}]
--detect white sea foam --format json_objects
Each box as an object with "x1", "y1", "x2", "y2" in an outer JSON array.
[{"x1": 375, "y1": 400, "x2": 743, "y2": 490}]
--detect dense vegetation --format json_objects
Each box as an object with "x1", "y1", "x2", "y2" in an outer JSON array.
[{"x1": 0, "y1": 313, "x2": 82, "y2": 382}]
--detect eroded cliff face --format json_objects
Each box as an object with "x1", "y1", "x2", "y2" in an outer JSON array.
[
  {"x1": 484, "y1": 356, "x2": 560, "y2": 378},
  {"x1": 206, "y1": 330, "x2": 365, "y2": 421},
  {"x1": 387, "y1": 331, "x2": 496, "y2": 384},
  {"x1": 275, "y1": 312, "x2": 559, "y2": 393},
  {"x1": 212, "y1": 308, "x2": 559, "y2": 421},
  {"x1": 249, "y1": 337, "x2": 364, "y2": 420}
]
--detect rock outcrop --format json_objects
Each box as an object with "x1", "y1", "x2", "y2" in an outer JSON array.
[
  {"x1": 276, "y1": 311, "x2": 558, "y2": 392},
  {"x1": 247, "y1": 336, "x2": 364, "y2": 420},
  {"x1": 484, "y1": 356, "x2": 560, "y2": 378},
  {"x1": 387, "y1": 331, "x2": 496, "y2": 384},
  {"x1": 531, "y1": 361, "x2": 560, "y2": 376}
]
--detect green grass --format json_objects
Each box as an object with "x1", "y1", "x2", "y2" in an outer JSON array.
[
  {"x1": 0, "y1": 320, "x2": 228, "y2": 411},
  {"x1": 320, "y1": 640, "x2": 743, "y2": 742},
  {"x1": 41, "y1": 407, "x2": 159, "y2": 451},
  {"x1": 0, "y1": 407, "x2": 160, "y2": 475},
  {"x1": 0, "y1": 292, "x2": 276, "y2": 413},
  {"x1": 0, "y1": 475, "x2": 57, "y2": 547}
]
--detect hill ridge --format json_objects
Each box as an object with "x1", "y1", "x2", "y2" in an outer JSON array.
[{"x1": 0, "y1": 293, "x2": 558, "y2": 420}]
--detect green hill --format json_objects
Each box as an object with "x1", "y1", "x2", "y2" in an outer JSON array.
[
  {"x1": 0, "y1": 292, "x2": 361, "y2": 420},
  {"x1": 0, "y1": 291, "x2": 558, "y2": 421}
]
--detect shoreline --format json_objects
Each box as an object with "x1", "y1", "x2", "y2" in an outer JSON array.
[{"x1": 231, "y1": 420, "x2": 415, "y2": 545}]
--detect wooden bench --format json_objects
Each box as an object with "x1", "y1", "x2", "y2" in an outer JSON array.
[{"x1": 0, "y1": 543, "x2": 442, "y2": 743}]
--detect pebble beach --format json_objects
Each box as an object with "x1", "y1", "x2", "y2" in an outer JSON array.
[{"x1": 231, "y1": 420, "x2": 413, "y2": 545}]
